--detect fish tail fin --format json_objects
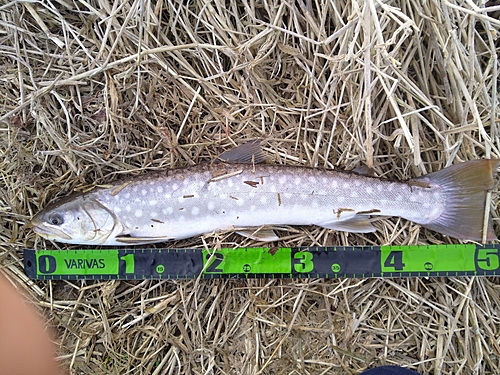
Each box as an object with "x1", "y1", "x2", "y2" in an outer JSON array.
[{"x1": 414, "y1": 159, "x2": 498, "y2": 241}]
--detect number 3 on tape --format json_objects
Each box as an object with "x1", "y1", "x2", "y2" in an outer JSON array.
[{"x1": 293, "y1": 252, "x2": 314, "y2": 273}]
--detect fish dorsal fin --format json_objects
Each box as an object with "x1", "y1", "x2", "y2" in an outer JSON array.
[
  {"x1": 236, "y1": 228, "x2": 279, "y2": 241},
  {"x1": 218, "y1": 140, "x2": 267, "y2": 164}
]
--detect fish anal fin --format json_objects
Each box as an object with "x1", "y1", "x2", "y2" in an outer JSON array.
[
  {"x1": 236, "y1": 228, "x2": 279, "y2": 241},
  {"x1": 218, "y1": 140, "x2": 267, "y2": 164},
  {"x1": 317, "y1": 216, "x2": 377, "y2": 233},
  {"x1": 115, "y1": 235, "x2": 174, "y2": 244}
]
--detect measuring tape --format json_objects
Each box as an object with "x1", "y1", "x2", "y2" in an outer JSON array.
[{"x1": 23, "y1": 244, "x2": 500, "y2": 280}]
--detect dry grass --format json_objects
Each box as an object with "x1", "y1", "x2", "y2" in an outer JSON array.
[{"x1": 1, "y1": 0, "x2": 500, "y2": 374}]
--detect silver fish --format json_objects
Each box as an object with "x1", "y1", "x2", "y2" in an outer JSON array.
[{"x1": 31, "y1": 142, "x2": 498, "y2": 245}]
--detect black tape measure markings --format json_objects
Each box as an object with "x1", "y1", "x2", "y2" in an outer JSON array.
[{"x1": 23, "y1": 244, "x2": 500, "y2": 280}]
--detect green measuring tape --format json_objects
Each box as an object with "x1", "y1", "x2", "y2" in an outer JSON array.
[{"x1": 23, "y1": 244, "x2": 500, "y2": 280}]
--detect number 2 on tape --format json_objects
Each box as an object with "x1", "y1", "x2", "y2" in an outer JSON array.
[{"x1": 205, "y1": 253, "x2": 224, "y2": 273}]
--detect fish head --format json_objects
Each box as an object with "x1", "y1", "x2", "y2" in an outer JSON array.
[{"x1": 31, "y1": 194, "x2": 121, "y2": 245}]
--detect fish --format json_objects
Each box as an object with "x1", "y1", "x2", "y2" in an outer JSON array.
[{"x1": 31, "y1": 141, "x2": 498, "y2": 245}]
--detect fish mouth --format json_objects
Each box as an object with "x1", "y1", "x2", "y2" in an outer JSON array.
[{"x1": 31, "y1": 223, "x2": 72, "y2": 241}]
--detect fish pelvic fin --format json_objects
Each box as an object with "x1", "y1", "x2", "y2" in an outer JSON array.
[
  {"x1": 236, "y1": 228, "x2": 279, "y2": 242},
  {"x1": 412, "y1": 159, "x2": 499, "y2": 241}
]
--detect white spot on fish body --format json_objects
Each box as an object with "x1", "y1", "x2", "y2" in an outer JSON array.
[
  {"x1": 250, "y1": 205, "x2": 256, "y2": 211},
  {"x1": 207, "y1": 202, "x2": 215, "y2": 210},
  {"x1": 294, "y1": 177, "x2": 301, "y2": 185},
  {"x1": 366, "y1": 187, "x2": 373, "y2": 194},
  {"x1": 157, "y1": 186, "x2": 164, "y2": 193},
  {"x1": 165, "y1": 193, "x2": 172, "y2": 199},
  {"x1": 191, "y1": 206, "x2": 200, "y2": 215},
  {"x1": 115, "y1": 207, "x2": 122, "y2": 213},
  {"x1": 330, "y1": 180, "x2": 338, "y2": 189},
  {"x1": 151, "y1": 212, "x2": 158, "y2": 217},
  {"x1": 279, "y1": 176, "x2": 287, "y2": 184},
  {"x1": 338, "y1": 196, "x2": 345, "y2": 203},
  {"x1": 227, "y1": 180, "x2": 234, "y2": 188},
  {"x1": 149, "y1": 200, "x2": 157, "y2": 206},
  {"x1": 354, "y1": 180, "x2": 361, "y2": 187},
  {"x1": 377, "y1": 184, "x2": 383, "y2": 192},
  {"x1": 260, "y1": 196, "x2": 268, "y2": 204},
  {"x1": 125, "y1": 193, "x2": 131, "y2": 199},
  {"x1": 135, "y1": 210, "x2": 143, "y2": 217},
  {"x1": 172, "y1": 183, "x2": 179, "y2": 191},
  {"x1": 126, "y1": 206, "x2": 131, "y2": 212}
]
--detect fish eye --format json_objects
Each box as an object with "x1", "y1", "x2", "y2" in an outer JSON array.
[{"x1": 48, "y1": 215, "x2": 64, "y2": 226}]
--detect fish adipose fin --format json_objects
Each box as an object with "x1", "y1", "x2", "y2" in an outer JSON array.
[
  {"x1": 317, "y1": 216, "x2": 377, "y2": 233},
  {"x1": 236, "y1": 228, "x2": 279, "y2": 241},
  {"x1": 412, "y1": 159, "x2": 498, "y2": 241},
  {"x1": 352, "y1": 164, "x2": 376, "y2": 177},
  {"x1": 218, "y1": 140, "x2": 267, "y2": 164}
]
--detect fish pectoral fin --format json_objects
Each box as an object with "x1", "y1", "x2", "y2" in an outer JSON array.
[
  {"x1": 115, "y1": 235, "x2": 173, "y2": 244},
  {"x1": 317, "y1": 216, "x2": 377, "y2": 233},
  {"x1": 236, "y1": 228, "x2": 279, "y2": 241},
  {"x1": 218, "y1": 140, "x2": 267, "y2": 164}
]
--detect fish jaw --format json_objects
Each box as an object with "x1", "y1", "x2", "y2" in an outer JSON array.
[{"x1": 31, "y1": 222, "x2": 73, "y2": 241}]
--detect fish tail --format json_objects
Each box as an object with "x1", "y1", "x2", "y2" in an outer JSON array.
[{"x1": 414, "y1": 159, "x2": 498, "y2": 241}]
